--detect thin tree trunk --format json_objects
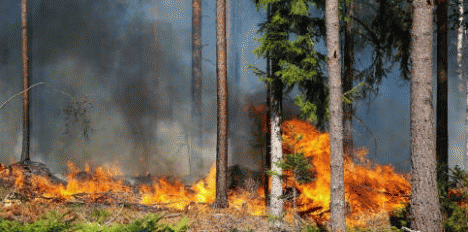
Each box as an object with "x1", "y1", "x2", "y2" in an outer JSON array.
[
  {"x1": 192, "y1": 0, "x2": 203, "y2": 177},
  {"x1": 269, "y1": 57, "x2": 283, "y2": 227},
  {"x1": 436, "y1": 0, "x2": 448, "y2": 198},
  {"x1": 410, "y1": 0, "x2": 443, "y2": 230},
  {"x1": 326, "y1": 0, "x2": 346, "y2": 229},
  {"x1": 215, "y1": 0, "x2": 228, "y2": 209},
  {"x1": 20, "y1": 0, "x2": 31, "y2": 165},
  {"x1": 264, "y1": 3, "x2": 272, "y2": 209},
  {"x1": 343, "y1": 0, "x2": 354, "y2": 160}
]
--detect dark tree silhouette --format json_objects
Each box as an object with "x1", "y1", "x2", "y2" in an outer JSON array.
[
  {"x1": 343, "y1": 0, "x2": 354, "y2": 160},
  {"x1": 191, "y1": 0, "x2": 203, "y2": 177},
  {"x1": 436, "y1": 0, "x2": 448, "y2": 198},
  {"x1": 264, "y1": 2, "x2": 271, "y2": 209}
]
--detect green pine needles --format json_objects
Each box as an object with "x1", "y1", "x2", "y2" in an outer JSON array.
[{"x1": 249, "y1": 0, "x2": 367, "y2": 132}]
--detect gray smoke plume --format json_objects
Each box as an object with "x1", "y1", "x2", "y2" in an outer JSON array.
[{"x1": 0, "y1": 0, "x2": 273, "y2": 181}]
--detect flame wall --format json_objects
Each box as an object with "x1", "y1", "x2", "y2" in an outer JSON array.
[{"x1": 282, "y1": 119, "x2": 410, "y2": 226}]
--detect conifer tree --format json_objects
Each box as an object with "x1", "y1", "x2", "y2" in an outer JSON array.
[
  {"x1": 410, "y1": 0, "x2": 443, "y2": 229},
  {"x1": 250, "y1": 0, "x2": 331, "y2": 226},
  {"x1": 326, "y1": 0, "x2": 346, "y2": 229},
  {"x1": 20, "y1": 0, "x2": 31, "y2": 165},
  {"x1": 215, "y1": 0, "x2": 228, "y2": 209}
]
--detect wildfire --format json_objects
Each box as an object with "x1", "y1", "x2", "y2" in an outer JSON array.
[
  {"x1": 282, "y1": 119, "x2": 410, "y2": 227},
  {"x1": 0, "y1": 118, "x2": 410, "y2": 228}
]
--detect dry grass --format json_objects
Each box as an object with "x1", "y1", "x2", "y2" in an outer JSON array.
[
  {"x1": 0, "y1": 172, "x2": 404, "y2": 232},
  {"x1": 0, "y1": 183, "x2": 301, "y2": 232}
]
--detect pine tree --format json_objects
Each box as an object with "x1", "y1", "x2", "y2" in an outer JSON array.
[
  {"x1": 249, "y1": 0, "x2": 327, "y2": 224},
  {"x1": 264, "y1": 3, "x2": 272, "y2": 208},
  {"x1": 436, "y1": 0, "x2": 449, "y2": 200},
  {"x1": 214, "y1": 0, "x2": 228, "y2": 209},
  {"x1": 410, "y1": 0, "x2": 443, "y2": 230},
  {"x1": 326, "y1": 0, "x2": 346, "y2": 229},
  {"x1": 343, "y1": 0, "x2": 355, "y2": 160},
  {"x1": 20, "y1": 0, "x2": 31, "y2": 165},
  {"x1": 191, "y1": 0, "x2": 203, "y2": 178}
]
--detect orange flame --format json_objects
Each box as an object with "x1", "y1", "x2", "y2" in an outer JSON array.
[
  {"x1": 1, "y1": 118, "x2": 410, "y2": 228},
  {"x1": 282, "y1": 119, "x2": 410, "y2": 226}
]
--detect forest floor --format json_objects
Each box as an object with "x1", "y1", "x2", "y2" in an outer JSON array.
[
  {"x1": 0, "y1": 161, "x2": 406, "y2": 232},
  {"x1": 0, "y1": 182, "x2": 405, "y2": 232}
]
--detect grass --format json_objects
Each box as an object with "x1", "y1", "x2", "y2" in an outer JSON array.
[
  {"x1": 0, "y1": 183, "x2": 189, "y2": 232},
  {"x1": 0, "y1": 210, "x2": 188, "y2": 232}
]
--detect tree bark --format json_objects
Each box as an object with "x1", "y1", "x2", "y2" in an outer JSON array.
[
  {"x1": 343, "y1": 0, "x2": 354, "y2": 160},
  {"x1": 192, "y1": 0, "x2": 203, "y2": 177},
  {"x1": 269, "y1": 57, "x2": 283, "y2": 227},
  {"x1": 20, "y1": 0, "x2": 31, "y2": 165},
  {"x1": 410, "y1": 0, "x2": 443, "y2": 230},
  {"x1": 436, "y1": 0, "x2": 448, "y2": 198},
  {"x1": 326, "y1": 0, "x2": 346, "y2": 229},
  {"x1": 215, "y1": 0, "x2": 228, "y2": 209}
]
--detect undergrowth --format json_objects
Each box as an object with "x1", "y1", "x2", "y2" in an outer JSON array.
[
  {"x1": 5, "y1": 166, "x2": 468, "y2": 231},
  {"x1": 387, "y1": 165, "x2": 468, "y2": 232},
  {"x1": 0, "y1": 211, "x2": 188, "y2": 232}
]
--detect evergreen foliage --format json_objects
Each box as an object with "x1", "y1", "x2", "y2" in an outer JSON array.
[
  {"x1": 277, "y1": 126, "x2": 314, "y2": 185},
  {"x1": 249, "y1": 0, "x2": 368, "y2": 132},
  {"x1": 249, "y1": 0, "x2": 330, "y2": 131}
]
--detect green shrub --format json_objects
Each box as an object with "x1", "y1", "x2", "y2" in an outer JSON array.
[
  {"x1": 389, "y1": 203, "x2": 410, "y2": 230},
  {"x1": 444, "y1": 203, "x2": 468, "y2": 232},
  {"x1": 0, "y1": 211, "x2": 188, "y2": 232},
  {"x1": 302, "y1": 224, "x2": 326, "y2": 232}
]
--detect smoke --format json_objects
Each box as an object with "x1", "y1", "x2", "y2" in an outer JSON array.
[
  {"x1": 3, "y1": 0, "x2": 434, "y2": 180},
  {"x1": 0, "y1": 0, "x2": 279, "y2": 180}
]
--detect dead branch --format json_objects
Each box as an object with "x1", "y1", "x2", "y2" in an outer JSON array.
[
  {"x1": 0, "y1": 82, "x2": 45, "y2": 110},
  {"x1": 0, "y1": 81, "x2": 92, "y2": 111},
  {"x1": 401, "y1": 227, "x2": 421, "y2": 232},
  {"x1": 164, "y1": 213, "x2": 182, "y2": 219}
]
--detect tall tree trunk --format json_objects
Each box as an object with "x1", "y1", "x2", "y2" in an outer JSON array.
[
  {"x1": 264, "y1": 3, "x2": 272, "y2": 208},
  {"x1": 215, "y1": 0, "x2": 228, "y2": 209},
  {"x1": 192, "y1": 0, "x2": 203, "y2": 177},
  {"x1": 436, "y1": 0, "x2": 448, "y2": 198},
  {"x1": 326, "y1": 0, "x2": 346, "y2": 229},
  {"x1": 343, "y1": 0, "x2": 354, "y2": 160},
  {"x1": 270, "y1": 57, "x2": 283, "y2": 227},
  {"x1": 20, "y1": 0, "x2": 31, "y2": 165},
  {"x1": 410, "y1": 0, "x2": 443, "y2": 230},
  {"x1": 460, "y1": 0, "x2": 468, "y2": 170}
]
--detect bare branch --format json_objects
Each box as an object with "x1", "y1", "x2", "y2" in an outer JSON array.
[
  {"x1": 401, "y1": 227, "x2": 421, "y2": 232},
  {"x1": 0, "y1": 82, "x2": 45, "y2": 110}
]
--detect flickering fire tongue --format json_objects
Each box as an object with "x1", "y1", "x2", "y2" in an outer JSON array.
[
  {"x1": 282, "y1": 119, "x2": 410, "y2": 226},
  {"x1": 0, "y1": 118, "x2": 410, "y2": 227}
]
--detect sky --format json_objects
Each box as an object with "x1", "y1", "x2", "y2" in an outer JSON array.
[{"x1": 0, "y1": 0, "x2": 467, "y2": 178}]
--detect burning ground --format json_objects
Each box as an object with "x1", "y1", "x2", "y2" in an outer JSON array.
[{"x1": 0, "y1": 119, "x2": 411, "y2": 230}]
